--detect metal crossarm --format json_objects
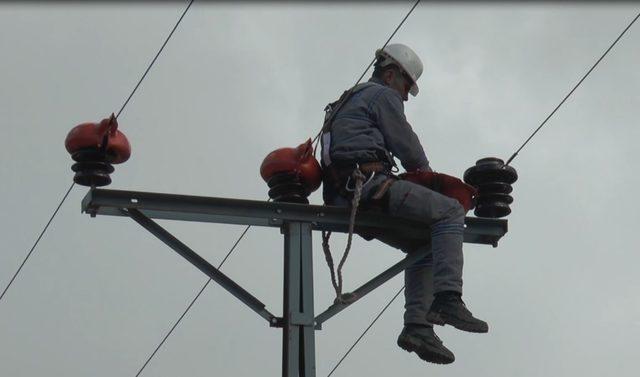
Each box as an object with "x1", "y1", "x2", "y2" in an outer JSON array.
[
  {"x1": 81, "y1": 189, "x2": 507, "y2": 245},
  {"x1": 81, "y1": 188, "x2": 509, "y2": 377}
]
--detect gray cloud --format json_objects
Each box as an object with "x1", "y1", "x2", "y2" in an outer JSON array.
[{"x1": 1, "y1": 3, "x2": 638, "y2": 377}]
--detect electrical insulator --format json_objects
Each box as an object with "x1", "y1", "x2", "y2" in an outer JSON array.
[
  {"x1": 463, "y1": 157, "x2": 518, "y2": 218},
  {"x1": 266, "y1": 172, "x2": 310, "y2": 204},
  {"x1": 64, "y1": 115, "x2": 131, "y2": 187},
  {"x1": 260, "y1": 140, "x2": 322, "y2": 204}
]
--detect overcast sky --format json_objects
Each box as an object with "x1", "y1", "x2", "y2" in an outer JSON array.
[{"x1": 1, "y1": 2, "x2": 639, "y2": 377}]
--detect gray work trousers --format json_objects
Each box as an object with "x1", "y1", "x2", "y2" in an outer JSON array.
[{"x1": 335, "y1": 174, "x2": 466, "y2": 327}]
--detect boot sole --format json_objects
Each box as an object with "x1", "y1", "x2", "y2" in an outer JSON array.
[
  {"x1": 397, "y1": 336, "x2": 454, "y2": 365},
  {"x1": 426, "y1": 311, "x2": 489, "y2": 333}
]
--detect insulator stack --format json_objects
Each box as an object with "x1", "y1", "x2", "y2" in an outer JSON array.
[
  {"x1": 260, "y1": 139, "x2": 322, "y2": 204},
  {"x1": 71, "y1": 148, "x2": 115, "y2": 187},
  {"x1": 65, "y1": 115, "x2": 131, "y2": 187},
  {"x1": 463, "y1": 157, "x2": 518, "y2": 218},
  {"x1": 266, "y1": 172, "x2": 310, "y2": 204}
]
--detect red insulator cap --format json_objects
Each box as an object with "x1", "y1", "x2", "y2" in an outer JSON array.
[
  {"x1": 65, "y1": 115, "x2": 131, "y2": 164},
  {"x1": 260, "y1": 139, "x2": 322, "y2": 193},
  {"x1": 401, "y1": 171, "x2": 477, "y2": 212}
]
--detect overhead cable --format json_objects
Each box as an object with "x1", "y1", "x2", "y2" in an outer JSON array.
[
  {"x1": 0, "y1": 0, "x2": 195, "y2": 304},
  {"x1": 312, "y1": 0, "x2": 421, "y2": 147},
  {"x1": 327, "y1": 286, "x2": 405, "y2": 377},
  {"x1": 134, "y1": 225, "x2": 251, "y2": 377},
  {"x1": 117, "y1": 0, "x2": 195, "y2": 119},
  {"x1": 506, "y1": 11, "x2": 640, "y2": 165},
  {"x1": 0, "y1": 182, "x2": 75, "y2": 303}
]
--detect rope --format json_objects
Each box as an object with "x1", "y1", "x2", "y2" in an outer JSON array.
[
  {"x1": 338, "y1": 168, "x2": 366, "y2": 298},
  {"x1": 321, "y1": 168, "x2": 366, "y2": 305},
  {"x1": 321, "y1": 231, "x2": 340, "y2": 299},
  {"x1": 505, "y1": 11, "x2": 640, "y2": 166},
  {"x1": 314, "y1": 0, "x2": 423, "y2": 298}
]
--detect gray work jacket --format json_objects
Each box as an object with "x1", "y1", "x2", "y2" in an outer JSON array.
[{"x1": 321, "y1": 77, "x2": 431, "y2": 172}]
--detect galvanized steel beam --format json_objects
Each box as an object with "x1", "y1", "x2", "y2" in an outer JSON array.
[
  {"x1": 124, "y1": 208, "x2": 276, "y2": 324},
  {"x1": 82, "y1": 188, "x2": 507, "y2": 246}
]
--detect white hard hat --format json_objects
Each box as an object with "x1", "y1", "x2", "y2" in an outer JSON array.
[{"x1": 375, "y1": 43, "x2": 423, "y2": 96}]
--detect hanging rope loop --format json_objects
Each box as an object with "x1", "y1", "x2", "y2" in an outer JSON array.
[{"x1": 321, "y1": 166, "x2": 367, "y2": 305}]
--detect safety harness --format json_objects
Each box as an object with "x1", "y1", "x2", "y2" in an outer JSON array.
[{"x1": 320, "y1": 87, "x2": 398, "y2": 304}]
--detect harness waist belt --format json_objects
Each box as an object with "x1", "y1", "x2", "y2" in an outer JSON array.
[{"x1": 331, "y1": 161, "x2": 389, "y2": 176}]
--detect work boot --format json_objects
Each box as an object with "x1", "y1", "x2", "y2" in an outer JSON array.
[
  {"x1": 426, "y1": 291, "x2": 489, "y2": 333},
  {"x1": 397, "y1": 324, "x2": 455, "y2": 364}
]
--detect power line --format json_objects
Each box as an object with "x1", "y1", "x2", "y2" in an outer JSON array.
[
  {"x1": 134, "y1": 224, "x2": 251, "y2": 377},
  {"x1": 327, "y1": 286, "x2": 405, "y2": 377},
  {"x1": 312, "y1": 0, "x2": 421, "y2": 146},
  {"x1": 351, "y1": 0, "x2": 421, "y2": 98},
  {"x1": 0, "y1": 0, "x2": 195, "y2": 304},
  {"x1": 0, "y1": 182, "x2": 75, "y2": 303},
  {"x1": 116, "y1": 0, "x2": 195, "y2": 119},
  {"x1": 505, "y1": 11, "x2": 640, "y2": 166}
]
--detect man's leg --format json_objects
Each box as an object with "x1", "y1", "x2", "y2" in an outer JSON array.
[
  {"x1": 403, "y1": 252, "x2": 434, "y2": 326},
  {"x1": 370, "y1": 221, "x2": 456, "y2": 364},
  {"x1": 385, "y1": 180, "x2": 488, "y2": 333},
  {"x1": 370, "y1": 232, "x2": 454, "y2": 365},
  {"x1": 386, "y1": 180, "x2": 465, "y2": 294},
  {"x1": 397, "y1": 252, "x2": 454, "y2": 364}
]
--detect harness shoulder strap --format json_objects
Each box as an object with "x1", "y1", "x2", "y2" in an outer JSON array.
[{"x1": 322, "y1": 82, "x2": 375, "y2": 133}]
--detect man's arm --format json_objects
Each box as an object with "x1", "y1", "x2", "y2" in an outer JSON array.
[{"x1": 371, "y1": 88, "x2": 432, "y2": 172}]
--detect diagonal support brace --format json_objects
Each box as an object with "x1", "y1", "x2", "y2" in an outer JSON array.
[
  {"x1": 314, "y1": 248, "x2": 429, "y2": 329},
  {"x1": 124, "y1": 208, "x2": 277, "y2": 325}
]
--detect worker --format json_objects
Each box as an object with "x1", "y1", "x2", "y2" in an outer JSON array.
[{"x1": 320, "y1": 43, "x2": 487, "y2": 364}]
